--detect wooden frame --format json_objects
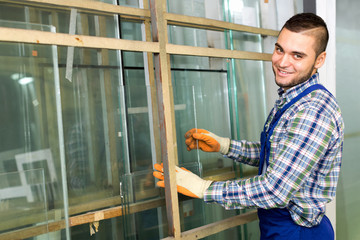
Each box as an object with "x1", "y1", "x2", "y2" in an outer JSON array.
[
  {"x1": 0, "y1": 27, "x2": 160, "y2": 52},
  {"x1": 0, "y1": 0, "x2": 279, "y2": 239},
  {"x1": 149, "y1": 0, "x2": 181, "y2": 238},
  {"x1": 166, "y1": 44, "x2": 272, "y2": 60},
  {"x1": 1, "y1": 0, "x2": 151, "y2": 19},
  {"x1": 165, "y1": 12, "x2": 279, "y2": 36}
]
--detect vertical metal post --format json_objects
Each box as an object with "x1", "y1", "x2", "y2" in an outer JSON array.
[{"x1": 149, "y1": 0, "x2": 181, "y2": 238}]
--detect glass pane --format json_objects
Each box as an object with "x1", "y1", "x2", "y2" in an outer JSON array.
[
  {"x1": 124, "y1": 84, "x2": 155, "y2": 173},
  {"x1": 0, "y1": 20, "x2": 66, "y2": 238},
  {"x1": 170, "y1": 56, "x2": 265, "y2": 238},
  {"x1": 171, "y1": 55, "x2": 264, "y2": 174},
  {"x1": 0, "y1": 18, "x2": 132, "y2": 239},
  {"x1": 172, "y1": 70, "x2": 231, "y2": 170},
  {"x1": 117, "y1": 0, "x2": 140, "y2": 8},
  {"x1": 120, "y1": 170, "x2": 162, "y2": 240},
  {"x1": 119, "y1": 85, "x2": 184, "y2": 240},
  {"x1": 96, "y1": 0, "x2": 141, "y2": 7},
  {"x1": 231, "y1": 59, "x2": 266, "y2": 140},
  {"x1": 55, "y1": 46, "x2": 129, "y2": 238}
]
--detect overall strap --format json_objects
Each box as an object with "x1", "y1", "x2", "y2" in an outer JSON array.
[
  {"x1": 258, "y1": 84, "x2": 329, "y2": 175},
  {"x1": 267, "y1": 84, "x2": 328, "y2": 139}
]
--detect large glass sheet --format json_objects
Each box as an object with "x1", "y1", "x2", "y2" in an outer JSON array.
[
  {"x1": 57, "y1": 47, "x2": 129, "y2": 240},
  {"x1": 231, "y1": 59, "x2": 266, "y2": 141},
  {"x1": 58, "y1": 47, "x2": 124, "y2": 194},
  {"x1": 171, "y1": 56, "x2": 264, "y2": 175},
  {"x1": 0, "y1": 20, "x2": 66, "y2": 239},
  {"x1": 123, "y1": 84, "x2": 155, "y2": 173},
  {"x1": 171, "y1": 58, "x2": 263, "y2": 239},
  {"x1": 177, "y1": 78, "x2": 261, "y2": 239},
  {"x1": 0, "y1": 19, "x2": 132, "y2": 239},
  {"x1": 172, "y1": 69, "x2": 231, "y2": 169}
]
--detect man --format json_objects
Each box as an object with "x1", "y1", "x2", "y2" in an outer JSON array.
[{"x1": 153, "y1": 13, "x2": 344, "y2": 239}]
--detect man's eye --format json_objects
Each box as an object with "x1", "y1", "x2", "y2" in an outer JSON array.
[
  {"x1": 294, "y1": 54, "x2": 302, "y2": 59},
  {"x1": 275, "y1": 47, "x2": 283, "y2": 53}
]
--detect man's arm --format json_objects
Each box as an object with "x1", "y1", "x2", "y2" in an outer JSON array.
[
  {"x1": 185, "y1": 128, "x2": 262, "y2": 166},
  {"x1": 204, "y1": 107, "x2": 337, "y2": 210},
  {"x1": 226, "y1": 140, "x2": 262, "y2": 167}
]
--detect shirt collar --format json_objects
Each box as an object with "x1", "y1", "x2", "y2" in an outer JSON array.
[{"x1": 277, "y1": 73, "x2": 320, "y2": 105}]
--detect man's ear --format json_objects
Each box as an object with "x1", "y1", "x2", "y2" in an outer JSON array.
[{"x1": 314, "y1": 51, "x2": 326, "y2": 69}]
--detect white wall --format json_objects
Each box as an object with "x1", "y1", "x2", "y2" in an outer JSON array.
[{"x1": 316, "y1": 0, "x2": 337, "y2": 236}]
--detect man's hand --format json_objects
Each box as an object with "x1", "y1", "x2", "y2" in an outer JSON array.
[
  {"x1": 184, "y1": 128, "x2": 230, "y2": 155},
  {"x1": 153, "y1": 163, "x2": 212, "y2": 199}
]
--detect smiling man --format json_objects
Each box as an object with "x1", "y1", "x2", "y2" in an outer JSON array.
[
  {"x1": 153, "y1": 13, "x2": 344, "y2": 240},
  {"x1": 272, "y1": 17, "x2": 327, "y2": 91}
]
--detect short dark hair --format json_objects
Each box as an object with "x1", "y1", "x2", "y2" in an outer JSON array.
[{"x1": 281, "y1": 13, "x2": 329, "y2": 56}]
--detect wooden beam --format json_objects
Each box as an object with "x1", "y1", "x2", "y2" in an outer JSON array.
[
  {"x1": 0, "y1": 199, "x2": 257, "y2": 240},
  {"x1": 69, "y1": 198, "x2": 166, "y2": 226},
  {"x1": 0, "y1": 167, "x2": 247, "y2": 233},
  {"x1": 166, "y1": 43, "x2": 273, "y2": 61},
  {"x1": 165, "y1": 12, "x2": 279, "y2": 37},
  {"x1": 0, "y1": 198, "x2": 166, "y2": 240},
  {"x1": 143, "y1": 0, "x2": 162, "y2": 169},
  {"x1": 0, "y1": 27, "x2": 160, "y2": 52},
  {"x1": 162, "y1": 210, "x2": 258, "y2": 240},
  {"x1": 1, "y1": 0, "x2": 150, "y2": 19},
  {"x1": 0, "y1": 0, "x2": 279, "y2": 38},
  {"x1": 0, "y1": 27, "x2": 271, "y2": 60},
  {"x1": 149, "y1": 0, "x2": 181, "y2": 238},
  {"x1": 0, "y1": 220, "x2": 66, "y2": 240}
]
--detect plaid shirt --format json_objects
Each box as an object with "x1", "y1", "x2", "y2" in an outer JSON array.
[{"x1": 204, "y1": 73, "x2": 344, "y2": 227}]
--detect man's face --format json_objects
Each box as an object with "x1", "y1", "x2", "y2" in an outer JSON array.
[{"x1": 271, "y1": 28, "x2": 325, "y2": 91}]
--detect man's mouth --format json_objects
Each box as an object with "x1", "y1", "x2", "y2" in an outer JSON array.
[{"x1": 277, "y1": 68, "x2": 292, "y2": 76}]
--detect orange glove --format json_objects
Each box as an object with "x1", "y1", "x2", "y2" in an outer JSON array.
[
  {"x1": 184, "y1": 128, "x2": 230, "y2": 154},
  {"x1": 153, "y1": 163, "x2": 212, "y2": 199}
]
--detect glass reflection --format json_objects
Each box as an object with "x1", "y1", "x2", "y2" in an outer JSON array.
[{"x1": 0, "y1": 169, "x2": 49, "y2": 238}]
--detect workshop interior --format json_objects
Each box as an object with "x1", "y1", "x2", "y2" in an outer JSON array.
[{"x1": 0, "y1": 0, "x2": 358, "y2": 239}]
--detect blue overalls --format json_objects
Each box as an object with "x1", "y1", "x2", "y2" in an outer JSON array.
[{"x1": 257, "y1": 84, "x2": 334, "y2": 240}]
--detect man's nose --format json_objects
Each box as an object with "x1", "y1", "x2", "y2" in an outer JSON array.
[{"x1": 278, "y1": 54, "x2": 291, "y2": 67}]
